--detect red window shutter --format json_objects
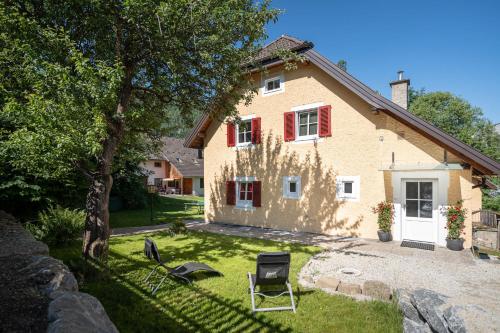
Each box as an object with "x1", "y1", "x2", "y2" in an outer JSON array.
[
  {"x1": 226, "y1": 181, "x2": 236, "y2": 205},
  {"x1": 227, "y1": 123, "x2": 236, "y2": 147},
  {"x1": 252, "y1": 181, "x2": 261, "y2": 207},
  {"x1": 251, "y1": 117, "x2": 261, "y2": 144},
  {"x1": 318, "y1": 105, "x2": 332, "y2": 137},
  {"x1": 284, "y1": 112, "x2": 295, "y2": 142}
]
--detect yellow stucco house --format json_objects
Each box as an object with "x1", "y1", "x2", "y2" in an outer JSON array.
[{"x1": 185, "y1": 35, "x2": 499, "y2": 248}]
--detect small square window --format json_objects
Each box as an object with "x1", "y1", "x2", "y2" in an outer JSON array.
[
  {"x1": 343, "y1": 182, "x2": 353, "y2": 194},
  {"x1": 283, "y1": 176, "x2": 301, "y2": 199},
  {"x1": 154, "y1": 161, "x2": 161, "y2": 168},
  {"x1": 336, "y1": 176, "x2": 360, "y2": 201}
]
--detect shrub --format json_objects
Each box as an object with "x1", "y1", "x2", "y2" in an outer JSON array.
[
  {"x1": 445, "y1": 202, "x2": 467, "y2": 240},
  {"x1": 372, "y1": 201, "x2": 394, "y2": 232},
  {"x1": 26, "y1": 205, "x2": 85, "y2": 246}
]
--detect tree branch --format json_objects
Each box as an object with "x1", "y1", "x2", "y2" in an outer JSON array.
[
  {"x1": 132, "y1": 86, "x2": 172, "y2": 104},
  {"x1": 73, "y1": 161, "x2": 94, "y2": 181}
]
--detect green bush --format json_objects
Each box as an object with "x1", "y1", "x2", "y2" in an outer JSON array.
[{"x1": 26, "y1": 205, "x2": 85, "y2": 246}]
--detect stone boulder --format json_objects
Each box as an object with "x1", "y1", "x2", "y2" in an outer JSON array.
[
  {"x1": 444, "y1": 304, "x2": 500, "y2": 333},
  {"x1": 337, "y1": 282, "x2": 361, "y2": 295},
  {"x1": 47, "y1": 292, "x2": 119, "y2": 333},
  {"x1": 19, "y1": 255, "x2": 78, "y2": 298},
  {"x1": 395, "y1": 289, "x2": 423, "y2": 323},
  {"x1": 403, "y1": 318, "x2": 432, "y2": 333},
  {"x1": 410, "y1": 289, "x2": 449, "y2": 333},
  {"x1": 315, "y1": 276, "x2": 340, "y2": 290},
  {"x1": 362, "y1": 280, "x2": 391, "y2": 301}
]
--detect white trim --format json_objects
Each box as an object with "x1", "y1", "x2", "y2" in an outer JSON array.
[
  {"x1": 283, "y1": 176, "x2": 301, "y2": 199},
  {"x1": 291, "y1": 102, "x2": 325, "y2": 142},
  {"x1": 391, "y1": 170, "x2": 449, "y2": 246},
  {"x1": 235, "y1": 114, "x2": 256, "y2": 148},
  {"x1": 234, "y1": 176, "x2": 256, "y2": 209},
  {"x1": 290, "y1": 102, "x2": 325, "y2": 112},
  {"x1": 262, "y1": 74, "x2": 285, "y2": 96},
  {"x1": 336, "y1": 176, "x2": 360, "y2": 202}
]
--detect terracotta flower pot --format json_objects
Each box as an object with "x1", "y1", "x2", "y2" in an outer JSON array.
[
  {"x1": 446, "y1": 238, "x2": 464, "y2": 251},
  {"x1": 377, "y1": 230, "x2": 392, "y2": 242}
]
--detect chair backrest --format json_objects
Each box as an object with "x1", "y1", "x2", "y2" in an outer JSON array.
[
  {"x1": 255, "y1": 252, "x2": 290, "y2": 286},
  {"x1": 144, "y1": 238, "x2": 162, "y2": 264}
]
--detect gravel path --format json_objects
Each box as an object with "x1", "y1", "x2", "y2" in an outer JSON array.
[{"x1": 299, "y1": 238, "x2": 500, "y2": 330}]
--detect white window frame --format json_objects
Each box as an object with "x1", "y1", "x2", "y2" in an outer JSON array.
[
  {"x1": 235, "y1": 176, "x2": 256, "y2": 209},
  {"x1": 283, "y1": 176, "x2": 301, "y2": 199},
  {"x1": 262, "y1": 74, "x2": 285, "y2": 96},
  {"x1": 291, "y1": 102, "x2": 325, "y2": 142},
  {"x1": 336, "y1": 176, "x2": 360, "y2": 201},
  {"x1": 235, "y1": 114, "x2": 256, "y2": 148},
  {"x1": 297, "y1": 109, "x2": 319, "y2": 140}
]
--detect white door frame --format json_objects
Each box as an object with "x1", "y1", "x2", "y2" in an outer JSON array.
[
  {"x1": 391, "y1": 170, "x2": 449, "y2": 246},
  {"x1": 401, "y1": 179, "x2": 438, "y2": 243}
]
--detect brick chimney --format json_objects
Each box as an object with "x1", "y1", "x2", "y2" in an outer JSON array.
[{"x1": 390, "y1": 70, "x2": 410, "y2": 109}]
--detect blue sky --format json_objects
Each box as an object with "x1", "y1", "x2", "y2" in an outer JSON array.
[{"x1": 265, "y1": 0, "x2": 500, "y2": 123}]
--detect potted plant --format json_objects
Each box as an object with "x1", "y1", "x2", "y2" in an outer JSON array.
[
  {"x1": 445, "y1": 202, "x2": 467, "y2": 251},
  {"x1": 372, "y1": 201, "x2": 394, "y2": 242}
]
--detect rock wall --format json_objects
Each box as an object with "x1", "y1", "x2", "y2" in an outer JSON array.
[
  {"x1": 0, "y1": 211, "x2": 118, "y2": 333},
  {"x1": 396, "y1": 288, "x2": 498, "y2": 333}
]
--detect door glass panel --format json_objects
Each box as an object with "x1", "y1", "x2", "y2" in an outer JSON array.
[
  {"x1": 406, "y1": 182, "x2": 418, "y2": 199},
  {"x1": 420, "y1": 182, "x2": 433, "y2": 200},
  {"x1": 406, "y1": 200, "x2": 418, "y2": 217},
  {"x1": 420, "y1": 200, "x2": 433, "y2": 218}
]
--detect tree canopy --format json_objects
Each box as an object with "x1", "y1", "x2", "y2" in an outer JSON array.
[
  {"x1": 408, "y1": 90, "x2": 500, "y2": 161},
  {"x1": 0, "y1": 0, "x2": 281, "y2": 259}
]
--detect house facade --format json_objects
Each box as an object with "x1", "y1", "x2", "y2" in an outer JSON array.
[
  {"x1": 185, "y1": 36, "x2": 499, "y2": 248},
  {"x1": 142, "y1": 137, "x2": 204, "y2": 196}
]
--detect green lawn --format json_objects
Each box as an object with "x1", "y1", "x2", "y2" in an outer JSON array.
[
  {"x1": 110, "y1": 195, "x2": 204, "y2": 229},
  {"x1": 51, "y1": 231, "x2": 402, "y2": 333}
]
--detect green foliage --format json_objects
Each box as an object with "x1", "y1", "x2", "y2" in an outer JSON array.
[
  {"x1": 445, "y1": 202, "x2": 467, "y2": 240},
  {"x1": 110, "y1": 195, "x2": 203, "y2": 229},
  {"x1": 111, "y1": 165, "x2": 148, "y2": 210},
  {"x1": 50, "y1": 232, "x2": 403, "y2": 332},
  {"x1": 482, "y1": 177, "x2": 500, "y2": 212},
  {"x1": 409, "y1": 91, "x2": 500, "y2": 161},
  {"x1": 26, "y1": 206, "x2": 85, "y2": 246},
  {"x1": 372, "y1": 201, "x2": 394, "y2": 232},
  {"x1": 336, "y1": 59, "x2": 347, "y2": 71}
]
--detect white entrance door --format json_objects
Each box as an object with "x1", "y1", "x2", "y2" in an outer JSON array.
[{"x1": 402, "y1": 180, "x2": 437, "y2": 243}]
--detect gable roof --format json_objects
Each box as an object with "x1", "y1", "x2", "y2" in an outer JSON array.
[
  {"x1": 184, "y1": 35, "x2": 500, "y2": 175},
  {"x1": 151, "y1": 137, "x2": 203, "y2": 177}
]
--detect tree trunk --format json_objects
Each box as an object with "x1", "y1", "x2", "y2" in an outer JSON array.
[
  {"x1": 82, "y1": 173, "x2": 113, "y2": 259},
  {"x1": 82, "y1": 66, "x2": 133, "y2": 260}
]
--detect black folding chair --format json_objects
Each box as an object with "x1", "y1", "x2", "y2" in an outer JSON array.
[
  {"x1": 143, "y1": 238, "x2": 222, "y2": 294},
  {"x1": 247, "y1": 252, "x2": 296, "y2": 313}
]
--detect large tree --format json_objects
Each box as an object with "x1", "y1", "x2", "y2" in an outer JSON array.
[
  {"x1": 1, "y1": 1, "x2": 279, "y2": 259},
  {"x1": 408, "y1": 90, "x2": 500, "y2": 161}
]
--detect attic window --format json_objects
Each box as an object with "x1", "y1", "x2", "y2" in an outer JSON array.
[
  {"x1": 154, "y1": 161, "x2": 161, "y2": 168},
  {"x1": 263, "y1": 75, "x2": 284, "y2": 95}
]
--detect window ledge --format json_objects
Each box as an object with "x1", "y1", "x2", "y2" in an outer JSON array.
[
  {"x1": 232, "y1": 143, "x2": 255, "y2": 151},
  {"x1": 283, "y1": 195, "x2": 300, "y2": 200},
  {"x1": 263, "y1": 88, "x2": 284, "y2": 96},
  {"x1": 234, "y1": 205, "x2": 256, "y2": 211},
  {"x1": 292, "y1": 137, "x2": 324, "y2": 145},
  {"x1": 336, "y1": 196, "x2": 359, "y2": 202}
]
